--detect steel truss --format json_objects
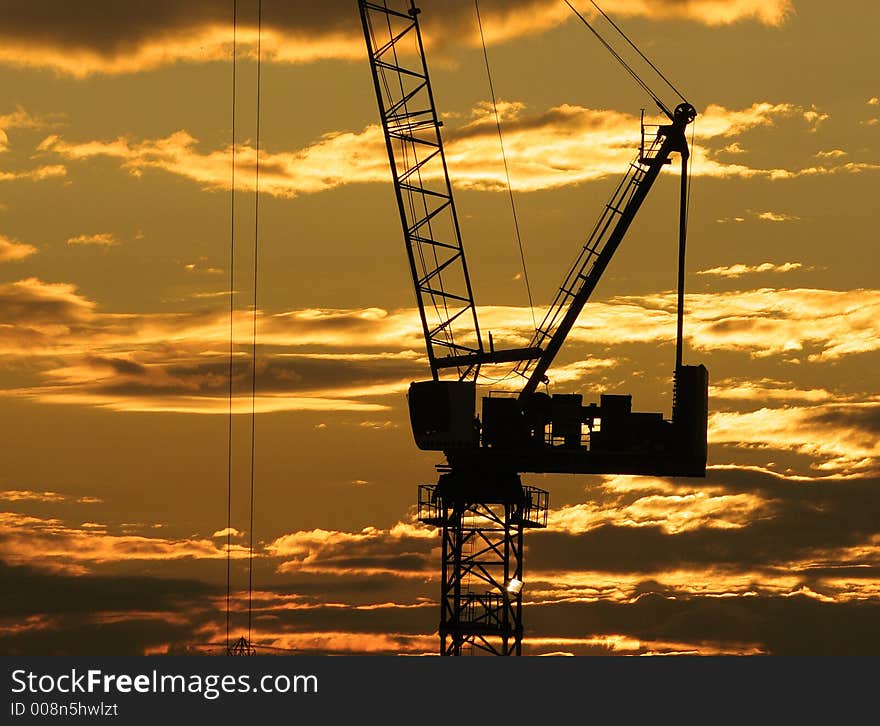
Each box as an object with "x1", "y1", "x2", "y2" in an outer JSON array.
[
  {"x1": 419, "y1": 481, "x2": 548, "y2": 656},
  {"x1": 360, "y1": 1, "x2": 483, "y2": 380}
]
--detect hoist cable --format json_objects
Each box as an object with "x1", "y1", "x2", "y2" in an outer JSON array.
[
  {"x1": 563, "y1": 0, "x2": 673, "y2": 118},
  {"x1": 678, "y1": 121, "x2": 696, "y2": 372},
  {"x1": 686, "y1": 121, "x2": 695, "y2": 229},
  {"x1": 224, "y1": 0, "x2": 237, "y2": 656},
  {"x1": 247, "y1": 0, "x2": 263, "y2": 646},
  {"x1": 588, "y1": 0, "x2": 688, "y2": 104},
  {"x1": 474, "y1": 0, "x2": 538, "y2": 335}
]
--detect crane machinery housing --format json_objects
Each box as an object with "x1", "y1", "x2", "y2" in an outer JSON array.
[{"x1": 358, "y1": 0, "x2": 708, "y2": 656}]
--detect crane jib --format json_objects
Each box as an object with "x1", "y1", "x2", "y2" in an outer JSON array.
[
  {"x1": 360, "y1": 0, "x2": 485, "y2": 382},
  {"x1": 519, "y1": 103, "x2": 696, "y2": 398}
]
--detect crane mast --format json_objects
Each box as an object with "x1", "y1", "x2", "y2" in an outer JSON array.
[{"x1": 359, "y1": 0, "x2": 708, "y2": 656}]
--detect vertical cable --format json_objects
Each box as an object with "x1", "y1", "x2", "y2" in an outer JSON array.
[
  {"x1": 675, "y1": 151, "x2": 688, "y2": 373},
  {"x1": 247, "y1": 0, "x2": 262, "y2": 645},
  {"x1": 225, "y1": 0, "x2": 237, "y2": 656},
  {"x1": 686, "y1": 122, "x2": 695, "y2": 228},
  {"x1": 474, "y1": 0, "x2": 537, "y2": 334},
  {"x1": 678, "y1": 121, "x2": 696, "y2": 376}
]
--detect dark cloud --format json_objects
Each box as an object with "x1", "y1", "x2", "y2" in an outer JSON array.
[
  {"x1": 0, "y1": 0, "x2": 353, "y2": 53},
  {"x1": 63, "y1": 352, "x2": 422, "y2": 399},
  {"x1": 529, "y1": 471, "x2": 880, "y2": 573},
  {"x1": 85, "y1": 355, "x2": 149, "y2": 376},
  {"x1": 0, "y1": 278, "x2": 92, "y2": 327},
  {"x1": 4, "y1": 529, "x2": 879, "y2": 655},
  {"x1": 0, "y1": 560, "x2": 216, "y2": 655},
  {"x1": 810, "y1": 404, "x2": 880, "y2": 436},
  {"x1": 0, "y1": 0, "x2": 525, "y2": 58},
  {"x1": 526, "y1": 593, "x2": 880, "y2": 655},
  {"x1": 0, "y1": 0, "x2": 791, "y2": 76},
  {"x1": 0, "y1": 560, "x2": 212, "y2": 618},
  {"x1": 0, "y1": 615, "x2": 200, "y2": 656}
]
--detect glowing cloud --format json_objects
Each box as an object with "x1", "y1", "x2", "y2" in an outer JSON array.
[
  {"x1": 0, "y1": 165, "x2": 67, "y2": 182},
  {"x1": 0, "y1": 278, "x2": 877, "y2": 413},
  {"x1": 756, "y1": 211, "x2": 801, "y2": 222},
  {"x1": 709, "y1": 404, "x2": 880, "y2": 474},
  {"x1": 0, "y1": 512, "x2": 248, "y2": 573},
  {"x1": 696, "y1": 262, "x2": 803, "y2": 277},
  {"x1": 0, "y1": 489, "x2": 102, "y2": 504},
  {"x1": 0, "y1": 1, "x2": 794, "y2": 77},
  {"x1": 0, "y1": 234, "x2": 37, "y2": 263},
  {"x1": 268, "y1": 522, "x2": 436, "y2": 577},
  {"x1": 0, "y1": 106, "x2": 63, "y2": 152},
  {"x1": 37, "y1": 101, "x2": 854, "y2": 197},
  {"x1": 546, "y1": 480, "x2": 770, "y2": 534},
  {"x1": 66, "y1": 232, "x2": 119, "y2": 247}
]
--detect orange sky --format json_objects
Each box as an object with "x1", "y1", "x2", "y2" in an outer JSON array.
[{"x1": 0, "y1": 0, "x2": 878, "y2": 655}]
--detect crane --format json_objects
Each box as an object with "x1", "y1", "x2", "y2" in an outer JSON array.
[{"x1": 358, "y1": 0, "x2": 707, "y2": 656}]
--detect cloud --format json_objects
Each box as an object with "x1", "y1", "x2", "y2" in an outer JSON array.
[
  {"x1": 0, "y1": 489, "x2": 102, "y2": 504},
  {"x1": 6, "y1": 548, "x2": 879, "y2": 654},
  {"x1": 0, "y1": 234, "x2": 37, "y2": 263},
  {"x1": 709, "y1": 404, "x2": 880, "y2": 474},
  {"x1": 38, "y1": 128, "x2": 390, "y2": 198},
  {"x1": 0, "y1": 1, "x2": 794, "y2": 77},
  {"x1": 2, "y1": 463, "x2": 879, "y2": 655},
  {"x1": 815, "y1": 149, "x2": 847, "y2": 159},
  {"x1": 709, "y1": 378, "x2": 843, "y2": 404},
  {"x1": 0, "y1": 277, "x2": 878, "y2": 413},
  {"x1": 0, "y1": 278, "x2": 430, "y2": 413},
  {"x1": 696, "y1": 262, "x2": 802, "y2": 277},
  {"x1": 547, "y1": 479, "x2": 770, "y2": 534},
  {"x1": 0, "y1": 511, "x2": 248, "y2": 573},
  {"x1": 756, "y1": 211, "x2": 800, "y2": 222},
  {"x1": 0, "y1": 561, "x2": 219, "y2": 655},
  {"x1": 251, "y1": 467, "x2": 880, "y2": 654},
  {"x1": 614, "y1": 288, "x2": 880, "y2": 361},
  {"x1": 38, "y1": 101, "x2": 855, "y2": 197},
  {"x1": 0, "y1": 165, "x2": 67, "y2": 182},
  {"x1": 0, "y1": 106, "x2": 63, "y2": 153},
  {"x1": 0, "y1": 106, "x2": 59, "y2": 132},
  {"x1": 716, "y1": 209, "x2": 803, "y2": 224},
  {"x1": 254, "y1": 468, "x2": 880, "y2": 593},
  {"x1": 66, "y1": 232, "x2": 119, "y2": 246},
  {"x1": 9, "y1": 350, "x2": 421, "y2": 414},
  {"x1": 0, "y1": 277, "x2": 95, "y2": 329},
  {"x1": 182, "y1": 258, "x2": 222, "y2": 274},
  {"x1": 268, "y1": 522, "x2": 436, "y2": 577},
  {"x1": 524, "y1": 593, "x2": 880, "y2": 655},
  {"x1": 529, "y1": 471, "x2": 880, "y2": 577},
  {"x1": 211, "y1": 527, "x2": 244, "y2": 538}
]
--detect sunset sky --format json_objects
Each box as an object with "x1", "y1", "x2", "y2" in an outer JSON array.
[{"x1": 1, "y1": 0, "x2": 878, "y2": 655}]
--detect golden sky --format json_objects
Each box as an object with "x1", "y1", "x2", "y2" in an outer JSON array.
[{"x1": 0, "y1": 0, "x2": 878, "y2": 655}]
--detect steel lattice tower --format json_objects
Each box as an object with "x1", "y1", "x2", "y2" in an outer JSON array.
[{"x1": 419, "y1": 473, "x2": 547, "y2": 656}]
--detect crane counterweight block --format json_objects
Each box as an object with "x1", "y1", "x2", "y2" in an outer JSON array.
[{"x1": 408, "y1": 364, "x2": 708, "y2": 477}]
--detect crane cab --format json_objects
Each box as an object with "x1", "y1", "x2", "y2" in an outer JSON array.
[{"x1": 409, "y1": 381, "x2": 479, "y2": 451}]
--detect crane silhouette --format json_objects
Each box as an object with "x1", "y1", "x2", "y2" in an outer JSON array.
[{"x1": 359, "y1": 0, "x2": 707, "y2": 656}]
